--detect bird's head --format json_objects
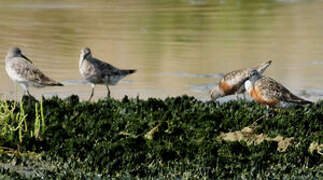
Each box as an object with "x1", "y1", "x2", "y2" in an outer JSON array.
[
  {"x1": 7, "y1": 47, "x2": 22, "y2": 58},
  {"x1": 6, "y1": 47, "x2": 32, "y2": 63},
  {"x1": 80, "y1": 47, "x2": 92, "y2": 60},
  {"x1": 210, "y1": 85, "x2": 225, "y2": 100}
]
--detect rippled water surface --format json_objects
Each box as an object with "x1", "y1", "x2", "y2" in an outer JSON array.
[{"x1": 0, "y1": 0, "x2": 323, "y2": 101}]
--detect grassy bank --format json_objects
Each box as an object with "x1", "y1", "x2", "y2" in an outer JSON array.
[{"x1": 0, "y1": 95, "x2": 322, "y2": 179}]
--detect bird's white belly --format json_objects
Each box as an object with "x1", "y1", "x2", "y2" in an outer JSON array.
[
  {"x1": 5, "y1": 65, "x2": 24, "y2": 82},
  {"x1": 244, "y1": 80, "x2": 253, "y2": 93},
  {"x1": 80, "y1": 68, "x2": 99, "y2": 83}
]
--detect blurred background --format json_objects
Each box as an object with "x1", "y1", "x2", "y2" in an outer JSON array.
[{"x1": 0, "y1": 0, "x2": 323, "y2": 101}]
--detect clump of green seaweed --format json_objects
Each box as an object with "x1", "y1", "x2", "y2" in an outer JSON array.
[{"x1": 0, "y1": 95, "x2": 322, "y2": 179}]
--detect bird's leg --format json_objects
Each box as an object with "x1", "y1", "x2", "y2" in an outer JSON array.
[
  {"x1": 265, "y1": 105, "x2": 270, "y2": 118},
  {"x1": 21, "y1": 84, "x2": 32, "y2": 96},
  {"x1": 235, "y1": 93, "x2": 240, "y2": 100},
  {"x1": 106, "y1": 85, "x2": 111, "y2": 98},
  {"x1": 26, "y1": 90, "x2": 32, "y2": 96},
  {"x1": 236, "y1": 85, "x2": 246, "y2": 101},
  {"x1": 242, "y1": 92, "x2": 246, "y2": 100},
  {"x1": 20, "y1": 84, "x2": 36, "y2": 102},
  {"x1": 14, "y1": 84, "x2": 18, "y2": 102},
  {"x1": 88, "y1": 84, "x2": 95, "y2": 101}
]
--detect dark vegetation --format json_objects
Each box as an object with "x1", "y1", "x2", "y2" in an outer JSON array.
[{"x1": 0, "y1": 95, "x2": 322, "y2": 179}]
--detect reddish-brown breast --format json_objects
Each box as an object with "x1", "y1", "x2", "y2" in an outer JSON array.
[
  {"x1": 219, "y1": 81, "x2": 235, "y2": 95},
  {"x1": 249, "y1": 86, "x2": 279, "y2": 107}
]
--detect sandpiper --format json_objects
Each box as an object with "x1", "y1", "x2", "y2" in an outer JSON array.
[
  {"x1": 5, "y1": 47, "x2": 63, "y2": 96},
  {"x1": 245, "y1": 70, "x2": 312, "y2": 107},
  {"x1": 210, "y1": 60, "x2": 272, "y2": 100},
  {"x1": 79, "y1": 47, "x2": 136, "y2": 101}
]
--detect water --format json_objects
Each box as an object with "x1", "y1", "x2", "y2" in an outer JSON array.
[{"x1": 0, "y1": 0, "x2": 323, "y2": 101}]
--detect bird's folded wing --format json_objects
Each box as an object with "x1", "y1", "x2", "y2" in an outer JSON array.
[{"x1": 12, "y1": 61, "x2": 57, "y2": 85}]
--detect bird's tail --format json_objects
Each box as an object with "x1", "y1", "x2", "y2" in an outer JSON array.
[
  {"x1": 287, "y1": 94, "x2": 313, "y2": 105},
  {"x1": 121, "y1": 69, "x2": 137, "y2": 75},
  {"x1": 256, "y1": 60, "x2": 272, "y2": 74},
  {"x1": 41, "y1": 76, "x2": 64, "y2": 86},
  {"x1": 51, "y1": 82, "x2": 64, "y2": 86},
  {"x1": 44, "y1": 81, "x2": 64, "y2": 86}
]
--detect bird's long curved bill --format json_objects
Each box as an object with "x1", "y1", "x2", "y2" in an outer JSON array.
[{"x1": 21, "y1": 54, "x2": 33, "y2": 64}]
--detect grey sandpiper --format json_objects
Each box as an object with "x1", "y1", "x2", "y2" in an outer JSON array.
[
  {"x1": 5, "y1": 47, "x2": 63, "y2": 97},
  {"x1": 79, "y1": 47, "x2": 136, "y2": 101}
]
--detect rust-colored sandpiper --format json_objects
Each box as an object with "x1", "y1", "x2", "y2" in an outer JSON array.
[
  {"x1": 245, "y1": 70, "x2": 312, "y2": 107},
  {"x1": 210, "y1": 60, "x2": 272, "y2": 100}
]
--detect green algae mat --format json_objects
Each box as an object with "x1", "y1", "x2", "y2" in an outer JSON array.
[{"x1": 0, "y1": 95, "x2": 322, "y2": 179}]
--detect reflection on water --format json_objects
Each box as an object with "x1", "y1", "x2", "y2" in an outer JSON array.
[{"x1": 0, "y1": 0, "x2": 323, "y2": 101}]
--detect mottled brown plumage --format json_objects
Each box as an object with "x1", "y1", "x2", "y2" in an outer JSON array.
[
  {"x1": 210, "y1": 60, "x2": 272, "y2": 100},
  {"x1": 245, "y1": 70, "x2": 312, "y2": 107},
  {"x1": 79, "y1": 47, "x2": 136, "y2": 100},
  {"x1": 5, "y1": 47, "x2": 63, "y2": 96}
]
